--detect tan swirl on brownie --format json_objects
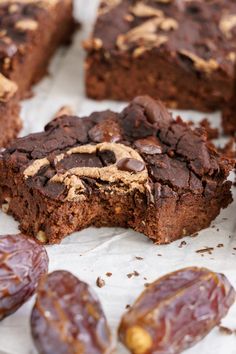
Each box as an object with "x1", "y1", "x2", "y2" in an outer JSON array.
[{"x1": 23, "y1": 142, "x2": 149, "y2": 201}]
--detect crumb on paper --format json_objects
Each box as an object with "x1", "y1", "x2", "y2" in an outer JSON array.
[
  {"x1": 219, "y1": 326, "x2": 234, "y2": 335},
  {"x1": 217, "y1": 244, "x2": 224, "y2": 248},
  {"x1": 96, "y1": 277, "x2": 105, "y2": 288},
  {"x1": 196, "y1": 247, "x2": 214, "y2": 255},
  {"x1": 178, "y1": 240, "x2": 187, "y2": 248},
  {"x1": 127, "y1": 270, "x2": 140, "y2": 278}
]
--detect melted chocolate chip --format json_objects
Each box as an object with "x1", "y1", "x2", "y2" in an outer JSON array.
[
  {"x1": 134, "y1": 136, "x2": 162, "y2": 155},
  {"x1": 117, "y1": 158, "x2": 145, "y2": 173},
  {"x1": 57, "y1": 153, "x2": 103, "y2": 171},
  {"x1": 88, "y1": 118, "x2": 122, "y2": 143}
]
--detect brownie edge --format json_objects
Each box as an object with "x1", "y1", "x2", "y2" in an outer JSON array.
[
  {"x1": 0, "y1": 74, "x2": 21, "y2": 147},
  {"x1": 0, "y1": 96, "x2": 233, "y2": 244}
]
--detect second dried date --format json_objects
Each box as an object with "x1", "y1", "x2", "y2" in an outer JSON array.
[
  {"x1": 31, "y1": 270, "x2": 113, "y2": 354},
  {"x1": 118, "y1": 267, "x2": 236, "y2": 354}
]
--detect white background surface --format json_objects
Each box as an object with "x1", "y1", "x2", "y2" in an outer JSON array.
[{"x1": 0, "y1": 1, "x2": 236, "y2": 353}]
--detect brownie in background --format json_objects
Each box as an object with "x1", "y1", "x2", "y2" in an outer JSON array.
[
  {"x1": 84, "y1": 0, "x2": 236, "y2": 133},
  {"x1": 0, "y1": 0, "x2": 75, "y2": 146}
]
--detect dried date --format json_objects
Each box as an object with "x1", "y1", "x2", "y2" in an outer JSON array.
[
  {"x1": 0, "y1": 234, "x2": 48, "y2": 320},
  {"x1": 118, "y1": 267, "x2": 236, "y2": 354},
  {"x1": 31, "y1": 270, "x2": 113, "y2": 354}
]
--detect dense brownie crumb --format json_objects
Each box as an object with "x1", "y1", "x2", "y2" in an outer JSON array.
[
  {"x1": 0, "y1": 96, "x2": 233, "y2": 244},
  {"x1": 199, "y1": 119, "x2": 219, "y2": 140},
  {"x1": 84, "y1": 0, "x2": 236, "y2": 132},
  {"x1": 0, "y1": 0, "x2": 75, "y2": 146}
]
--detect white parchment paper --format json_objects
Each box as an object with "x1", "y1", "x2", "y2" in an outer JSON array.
[{"x1": 0, "y1": 1, "x2": 236, "y2": 353}]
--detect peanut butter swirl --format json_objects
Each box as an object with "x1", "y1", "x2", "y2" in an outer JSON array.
[{"x1": 23, "y1": 143, "x2": 149, "y2": 201}]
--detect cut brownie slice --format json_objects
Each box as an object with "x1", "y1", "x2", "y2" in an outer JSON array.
[
  {"x1": 0, "y1": 96, "x2": 233, "y2": 244},
  {"x1": 84, "y1": 0, "x2": 236, "y2": 114},
  {"x1": 0, "y1": 0, "x2": 75, "y2": 97},
  {"x1": 0, "y1": 0, "x2": 75, "y2": 146},
  {"x1": 0, "y1": 73, "x2": 21, "y2": 147}
]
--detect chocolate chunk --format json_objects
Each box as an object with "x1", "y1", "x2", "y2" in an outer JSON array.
[
  {"x1": 133, "y1": 96, "x2": 172, "y2": 126},
  {"x1": 89, "y1": 118, "x2": 122, "y2": 143},
  {"x1": 117, "y1": 158, "x2": 145, "y2": 173},
  {"x1": 134, "y1": 136, "x2": 162, "y2": 155},
  {"x1": 58, "y1": 153, "x2": 103, "y2": 171}
]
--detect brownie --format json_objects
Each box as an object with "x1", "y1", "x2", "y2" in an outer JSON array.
[
  {"x1": 0, "y1": 0, "x2": 75, "y2": 146},
  {"x1": 0, "y1": 96, "x2": 232, "y2": 245},
  {"x1": 0, "y1": 73, "x2": 21, "y2": 147},
  {"x1": 84, "y1": 1, "x2": 236, "y2": 121},
  {"x1": 0, "y1": 0, "x2": 75, "y2": 97}
]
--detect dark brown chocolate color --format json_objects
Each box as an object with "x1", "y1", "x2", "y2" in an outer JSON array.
[
  {"x1": 0, "y1": 234, "x2": 48, "y2": 320},
  {"x1": 0, "y1": 0, "x2": 75, "y2": 146},
  {"x1": 119, "y1": 267, "x2": 236, "y2": 354},
  {"x1": 84, "y1": 0, "x2": 236, "y2": 133},
  {"x1": 31, "y1": 270, "x2": 112, "y2": 354},
  {"x1": 0, "y1": 96, "x2": 233, "y2": 244}
]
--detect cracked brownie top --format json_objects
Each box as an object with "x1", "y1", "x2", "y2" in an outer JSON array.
[
  {"x1": 84, "y1": 0, "x2": 236, "y2": 78},
  {"x1": 0, "y1": 96, "x2": 232, "y2": 204}
]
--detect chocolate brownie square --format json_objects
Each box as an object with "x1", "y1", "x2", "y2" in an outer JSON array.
[
  {"x1": 0, "y1": 0, "x2": 75, "y2": 146},
  {"x1": 84, "y1": 0, "x2": 236, "y2": 127},
  {"x1": 0, "y1": 96, "x2": 233, "y2": 244},
  {"x1": 0, "y1": 73, "x2": 21, "y2": 147},
  {"x1": 0, "y1": 0, "x2": 75, "y2": 97}
]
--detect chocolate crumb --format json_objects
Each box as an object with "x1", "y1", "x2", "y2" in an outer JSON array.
[
  {"x1": 217, "y1": 244, "x2": 224, "y2": 248},
  {"x1": 127, "y1": 270, "x2": 140, "y2": 278},
  {"x1": 196, "y1": 247, "x2": 214, "y2": 255},
  {"x1": 135, "y1": 256, "x2": 144, "y2": 260},
  {"x1": 106, "y1": 272, "x2": 112, "y2": 277},
  {"x1": 199, "y1": 118, "x2": 219, "y2": 140},
  {"x1": 219, "y1": 326, "x2": 233, "y2": 335},
  {"x1": 157, "y1": 254, "x2": 162, "y2": 257},
  {"x1": 96, "y1": 277, "x2": 105, "y2": 288},
  {"x1": 178, "y1": 241, "x2": 187, "y2": 248},
  {"x1": 126, "y1": 304, "x2": 131, "y2": 309},
  {"x1": 218, "y1": 138, "x2": 235, "y2": 159},
  {"x1": 191, "y1": 232, "x2": 199, "y2": 238}
]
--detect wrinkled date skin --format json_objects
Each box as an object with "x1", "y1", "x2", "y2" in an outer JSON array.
[
  {"x1": 0, "y1": 234, "x2": 49, "y2": 320},
  {"x1": 31, "y1": 270, "x2": 113, "y2": 354},
  {"x1": 118, "y1": 267, "x2": 236, "y2": 354}
]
